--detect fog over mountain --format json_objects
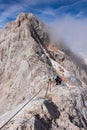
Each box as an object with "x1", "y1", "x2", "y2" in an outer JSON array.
[
  {"x1": 0, "y1": 13, "x2": 87, "y2": 130},
  {"x1": 49, "y1": 15, "x2": 87, "y2": 53}
]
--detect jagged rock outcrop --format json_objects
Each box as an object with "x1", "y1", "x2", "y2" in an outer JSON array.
[{"x1": 0, "y1": 13, "x2": 87, "y2": 130}]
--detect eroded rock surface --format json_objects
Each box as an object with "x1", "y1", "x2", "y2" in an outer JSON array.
[{"x1": 0, "y1": 13, "x2": 87, "y2": 130}]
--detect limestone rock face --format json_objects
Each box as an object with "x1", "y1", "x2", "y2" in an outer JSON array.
[{"x1": 0, "y1": 13, "x2": 87, "y2": 130}]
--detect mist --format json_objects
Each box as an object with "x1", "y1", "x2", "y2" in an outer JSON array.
[
  {"x1": 44, "y1": 15, "x2": 87, "y2": 74},
  {"x1": 48, "y1": 15, "x2": 87, "y2": 54}
]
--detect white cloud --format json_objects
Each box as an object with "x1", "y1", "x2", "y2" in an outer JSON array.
[
  {"x1": 57, "y1": 0, "x2": 85, "y2": 11},
  {"x1": 0, "y1": 0, "x2": 57, "y2": 29},
  {"x1": 42, "y1": 9, "x2": 56, "y2": 16},
  {"x1": 24, "y1": 0, "x2": 57, "y2": 5},
  {"x1": 0, "y1": 3, "x2": 25, "y2": 29},
  {"x1": 1, "y1": 0, "x2": 87, "y2": 55},
  {"x1": 49, "y1": 15, "x2": 87, "y2": 53}
]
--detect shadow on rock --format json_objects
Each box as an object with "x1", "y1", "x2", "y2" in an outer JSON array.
[
  {"x1": 34, "y1": 100, "x2": 60, "y2": 130},
  {"x1": 34, "y1": 114, "x2": 52, "y2": 130},
  {"x1": 44, "y1": 100, "x2": 60, "y2": 120}
]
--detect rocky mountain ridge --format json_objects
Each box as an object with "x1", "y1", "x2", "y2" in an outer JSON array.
[{"x1": 0, "y1": 13, "x2": 87, "y2": 130}]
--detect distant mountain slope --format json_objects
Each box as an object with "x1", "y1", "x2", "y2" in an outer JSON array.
[{"x1": 80, "y1": 52, "x2": 87, "y2": 64}]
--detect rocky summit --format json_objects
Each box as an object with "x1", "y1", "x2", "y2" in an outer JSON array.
[{"x1": 0, "y1": 13, "x2": 87, "y2": 130}]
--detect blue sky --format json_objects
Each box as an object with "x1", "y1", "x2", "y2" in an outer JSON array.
[
  {"x1": 0, "y1": 0, "x2": 87, "y2": 28},
  {"x1": 0, "y1": 0, "x2": 87, "y2": 53}
]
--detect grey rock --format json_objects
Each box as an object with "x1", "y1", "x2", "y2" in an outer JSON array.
[{"x1": 0, "y1": 13, "x2": 87, "y2": 130}]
